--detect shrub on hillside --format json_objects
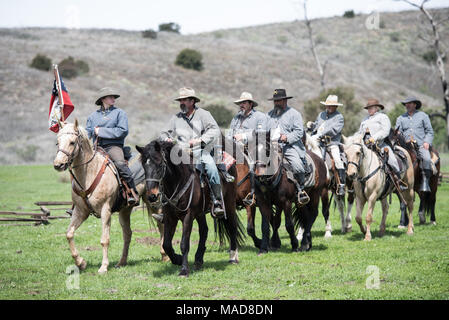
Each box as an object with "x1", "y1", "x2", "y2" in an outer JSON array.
[
  {"x1": 343, "y1": 10, "x2": 355, "y2": 18},
  {"x1": 30, "y1": 54, "x2": 52, "y2": 71},
  {"x1": 159, "y1": 22, "x2": 181, "y2": 33},
  {"x1": 58, "y1": 56, "x2": 89, "y2": 79},
  {"x1": 175, "y1": 48, "x2": 203, "y2": 71},
  {"x1": 142, "y1": 29, "x2": 157, "y2": 39},
  {"x1": 204, "y1": 104, "x2": 234, "y2": 128}
]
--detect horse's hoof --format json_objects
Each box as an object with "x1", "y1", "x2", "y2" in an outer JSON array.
[
  {"x1": 98, "y1": 267, "x2": 108, "y2": 275},
  {"x1": 406, "y1": 230, "x2": 414, "y2": 236},
  {"x1": 324, "y1": 232, "x2": 332, "y2": 239},
  {"x1": 161, "y1": 255, "x2": 170, "y2": 263},
  {"x1": 78, "y1": 259, "x2": 87, "y2": 271},
  {"x1": 115, "y1": 262, "x2": 126, "y2": 268},
  {"x1": 298, "y1": 245, "x2": 307, "y2": 252},
  {"x1": 194, "y1": 262, "x2": 203, "y2": 270},
  {"x1": 257, "y1": 250, "x2": 268, "y2": 256},
  {"x1": 363, "y1": 236, "x2": 372, "y2": 241},
  {"x1": 397, "y1": 225, "x2": 407, "y2": 229},
  {"x1": 229, "y1": 259, "x2": 239, "y2": 264},
  {"x1": 292, "y1": 247, "x2": 300, "y2": 253},
  {"x1": 431, "y1": 221, "x2": 436, "y2": 226},
  {"x1": 178, "y1": 269, "x2": 189, "y2": 277},
  {"x1": 346, "y1": 225, "x2": 352, "y2": 233}
]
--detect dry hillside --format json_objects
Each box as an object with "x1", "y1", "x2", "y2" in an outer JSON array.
[{"x1": 0, "y1": 8, "x2": 448, "y2": 164}]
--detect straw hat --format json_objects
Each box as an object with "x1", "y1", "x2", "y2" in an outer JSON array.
[
  {"x1": 401, "y1": 96, "x2": 422, "y2": 109},
  {"x1": 320, "y1": 95, "x2": 343, "y2": 106},
  {"x1": 95, "y1": 87, "x2": 120, "y2": 106},
  {"x1": 174, "y1": 87, "x2": 200, "y2": 103},
  {"x1": 234, "y1": 92, "x2": 258, "y2": 107},
  {"x1": 364, "y1": 98, "x2": 385, "y2": 110}
]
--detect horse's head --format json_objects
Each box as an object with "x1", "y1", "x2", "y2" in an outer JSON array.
[
  {"x1": 254, "y1": 137, "x2": 282, "y2": 179},
  {"x1": 137, "y1": 139, "x2": 171, "y2": 205},
  {"x1": 53, "y1": 119, "x2": 85, "y2": 171},
  {"x1": 344, "y1": 134, "x2": 365, "y2": 180}
]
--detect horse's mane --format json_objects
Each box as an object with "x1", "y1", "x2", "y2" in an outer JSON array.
[
  {"x1": 344, "y1": 133, "x2": 363, "y2": 146},
  {"x1": 57, "y1": 123, "x2": 93, "y2": 149}
]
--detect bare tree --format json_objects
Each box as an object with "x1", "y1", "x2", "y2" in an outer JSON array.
[
  {"x1": 302, "y1": 0, "x2": 328, "y2": 90},
  {"x1": 401, "y1": 0, "x2": 449, "y2": 147}
]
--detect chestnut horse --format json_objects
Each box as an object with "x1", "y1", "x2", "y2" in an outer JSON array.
[{"x1": 53, "y1": 121, "x2": 166, "y2": 274}]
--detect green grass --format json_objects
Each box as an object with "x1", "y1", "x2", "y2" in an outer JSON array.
[{"x1": 0, "y1": 164, "x2": 448, "y2": 300}]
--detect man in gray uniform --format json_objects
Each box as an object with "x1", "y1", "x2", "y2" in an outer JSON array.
[
  {"x1": 358, "y1": 99, "x2": 407, "y2": 190},
  {"x1": 160, "y1": 87, "x2": 225, "y2": 216},
  {"x1": 395, "y1": 96, "x2": 434, "y2": 192},
  {"x1": 266, "y1": 89, "x2": 309, "y2": 205},
  {"x1": 227, "y1": 92, "x2": 267, "y2": 203},
  {"x1": 307, "y1": 95, "x2": 346, "y2": 195}
]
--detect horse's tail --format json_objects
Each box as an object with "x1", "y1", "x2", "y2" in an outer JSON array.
[
  {"x1": 292, "y1": 203, "x2": 304, "y2": 232},
  {"x1": 214, "y1": 211, "x2": 246, "y2": 248}
]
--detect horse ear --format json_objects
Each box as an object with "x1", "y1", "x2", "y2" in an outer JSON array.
[
  {"x1": 74, "y1": 118, "x2": 79, "y2": 131},
  {"x1": 154, "y1": 141, "x2": 161, "y2": 152},
  {"x1": 136, "y1": 145, "x2": 143, "y2": 154}
]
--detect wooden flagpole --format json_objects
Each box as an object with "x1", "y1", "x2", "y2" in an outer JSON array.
[{"x1": 53, "y1": 64, "x2": 65, "y2": 122}]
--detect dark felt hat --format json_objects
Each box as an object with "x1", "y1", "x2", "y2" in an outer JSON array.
[{"x1": 268, "y1": 89, "x2": 293, "y2": 101}]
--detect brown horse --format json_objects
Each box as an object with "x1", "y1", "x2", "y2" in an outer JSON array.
[
  {"x1": 253, "y1": 137, "x2": 327, "y2": 253},
  {"x1": 137, "y1": 139, "x2": 245, "y2": 277},
  {"x1": 53, "y1": 120, "x2": 166, "y2": 274},
  {"x1": 389, "y1": 129, "x2": 440, "y2": 225}
]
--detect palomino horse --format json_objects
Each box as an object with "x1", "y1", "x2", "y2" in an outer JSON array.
[
  {"x1": 53, "y1": 120, "x2": 166, "y2": 274},
  {"x1": 137, "y1": 140, "x2": 245, "y2": 277},
  {"x1": 304, "y1": 132, "x2": 353, "y2": 238},
  {"x1": 344, "y1": 134, "x2": 415, "y2": 240},
  {"x1": 389, "y1": 129, "x2": 440, "y2": 225},
  {"x1": 254, "y1": 138, "x2": 327, "y2": 253}
]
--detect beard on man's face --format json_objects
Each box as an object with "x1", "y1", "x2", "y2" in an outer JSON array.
[{"x1": 180, "y1": 103, "x2": 188, "y2": 113}]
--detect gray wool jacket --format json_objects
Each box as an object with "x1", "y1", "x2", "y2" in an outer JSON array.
[
  {"x1": 312, "y1": 110, "x2": 344, "y2": 145},
  {"x1": 395, "y1": 110, "x2": 434, "y2": 146}
]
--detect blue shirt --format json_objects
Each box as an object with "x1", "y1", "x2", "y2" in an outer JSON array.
[
  {"x1": 86, "y1": 106, "x2": 129, "y2": 147},
  {"x1": 395, "y1": 110, "x2": 434, "y2": 146}
]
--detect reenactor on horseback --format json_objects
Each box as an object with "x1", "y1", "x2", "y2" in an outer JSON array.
[
  {"x1": 227, "y1": 92, "x2": 267, "y2": 204},
  {"x1": 307, "y1": 95, "x2": 346, "y2": 195},
  {"x1": 395, "y1": 96, "x2": 434, "y2": 192},
  {"x1": 86, "y1": 87, "x2": 139, "y2": 206},
  {"x1": 159, "y1": 87, "x2": 225, "y2": 217},
  {"x1": 266, "y1": 89, "x2": 310, "y2": 205},
  {"x1": 358, "y1": 98, "x2": 407, "y2": 190}
]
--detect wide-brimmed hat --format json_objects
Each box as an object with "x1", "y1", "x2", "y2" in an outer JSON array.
[
  {"x1": 234, "y1": 92, "x2": 258, "y2": 107},
  {"x1": 174, "y1": 87, "x2": 200, "y2": 103},
  {"x1": 401, "y1": 96, "x2": 422, "y2": 109},
  {"x1": 320, "y1": 95, "x2": 343, "y2": 106},
  {"x1": 95, "y1": 87, "x2": 120, "y2": 106},
  {"x1": 364, "y1": 98, "x2": 385, "y2": 110},
  {"x1": 268, "y1": 89, "x2": 293, "y2": 101}
]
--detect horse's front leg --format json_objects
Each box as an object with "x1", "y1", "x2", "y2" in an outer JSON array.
[
  {"x1": 345, "y1": 189, "x2": 354, "y2": 232},
  {"x1": 258, "y1": 201, "x2": 271, "y2": 255},
  {"x1": 246, "y1": 205, "x2": 261, "y2": 249},
  {"x1": 162, "y1": 213, "x2": 181, "y2": 266},
  {"x1": 194, "y1": 213, "x2": 208, "y2": 270},
  {"x1": 379, "y1": 198, "x2": 389, "y2": 237},
  {"x1": 98, "y1": 204, "x2": 112, "y2": 274},
  {"x1": 270, "y1": 206, "x2": 282, "y2": 250},
  {"x1": 179, "y1": 210, "x2": 194, "y2": 277},
  {"x1": 116, "y1": 206, "x2": 132, "y2": 268},
  {"x1": 66, "y1": 206, "x2": 89, "y2": 270},
  {"x1": 364, "y1": 195, "x2": 377, "y2": 241},
  {"x1": 355, "y1": 196, "x2": 366, "y2": 236},
  {"x1": 283, "y1": 201, "x2": 298, "y2": 252}
]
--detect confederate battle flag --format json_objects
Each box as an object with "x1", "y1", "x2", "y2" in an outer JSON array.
[{"x1": 48, "y1": 73, "x2": 74, "y2": 133}]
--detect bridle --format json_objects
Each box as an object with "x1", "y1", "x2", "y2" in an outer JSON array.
[
  {"x1": 347, "y1": 142, "x2": 364, "y2": 172},
  {"x1": 56, "y1": 132, "x2": 82, "y2": 168}
]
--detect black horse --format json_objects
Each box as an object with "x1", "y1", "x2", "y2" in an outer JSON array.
[
  {"x1": 136, "y1": 140, "x2": 245, "y2": 277},
  {"x1": 389, "y1": 129, "x2": 440, "y2": 225},
  {"x1": 253, "y1": 137, "x2": 328, "y2": 254}
]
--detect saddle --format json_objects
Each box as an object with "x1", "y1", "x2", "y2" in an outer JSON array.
[{"x1": 284, "y1": 153, "x2": 316, "y2": 189}]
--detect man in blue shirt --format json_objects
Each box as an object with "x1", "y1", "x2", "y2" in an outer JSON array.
[
  {"x1": 86, "y1": 87, "x2": 138, "y2": 205},
  {"x1": 395, "y1": 96, "x2": 434, "y2": 192}
]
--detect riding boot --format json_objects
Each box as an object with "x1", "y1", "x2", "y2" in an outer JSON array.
[
  {"x1": 294, "y1": 172, "x2": 310, "y2": 205},
  {"x1": 420, "y1": 169, "x2": 432, "y2": 193},
  {"x1": 211, "y1": 184, "x2": 225, "y2": 218},
  {"x1": 336, "y1": 169, "x2": 346, "y2": 196},
  {"x1": 125, "y1": 179, "x2": 139, "y2": 207}
]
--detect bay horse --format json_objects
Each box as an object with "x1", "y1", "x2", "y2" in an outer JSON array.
[
  {"x1": 253, "y1": 136, "x2": 327, "y2": 254},
  {"x1": 53, "y1": 120, "x2": 166, "y2": 274},
  {"x1": 344, "y1": 134, "x2": 415, "y2": 240},
  {"x1": 389, "y1": 129, "x2": 440, "y2": 225},
  {"x1": 304, "y1": 132, "x2": 353, "y2": 238},
  {"x1": 136, "y1": 139, "x2": 245, "y2": 277}
]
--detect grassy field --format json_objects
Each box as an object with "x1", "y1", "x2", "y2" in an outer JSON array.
[{"x1": 0, "y1": 164, "x2": 448, "y2": 300}]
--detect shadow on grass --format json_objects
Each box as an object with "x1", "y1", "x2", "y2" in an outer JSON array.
[
  {"x1": 347, "y1": 229, "x2": 407, "y2": 241},
  {"x1": 150, "y1": 257, "x2": 237, "y2": 278}
]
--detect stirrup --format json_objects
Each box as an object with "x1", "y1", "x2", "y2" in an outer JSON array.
[
  {"x1": 152, "y1": 213, "x2": 164, "y2": 223},
  {"x1": 298, "y1": 190, "x2": 310, "y2": 205},
  {"x1": 242, "y1": 193, "x2": 256, "y2": 207},
  {"x1": 211, "y1": 201, "x2": 225, "y2": 219},
  {"x1": 398, "y1": 180, "x2": 408, "y2": 191},
  {"x1": 336, "y1": 183, "x2": 345, "y2": 196}
]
